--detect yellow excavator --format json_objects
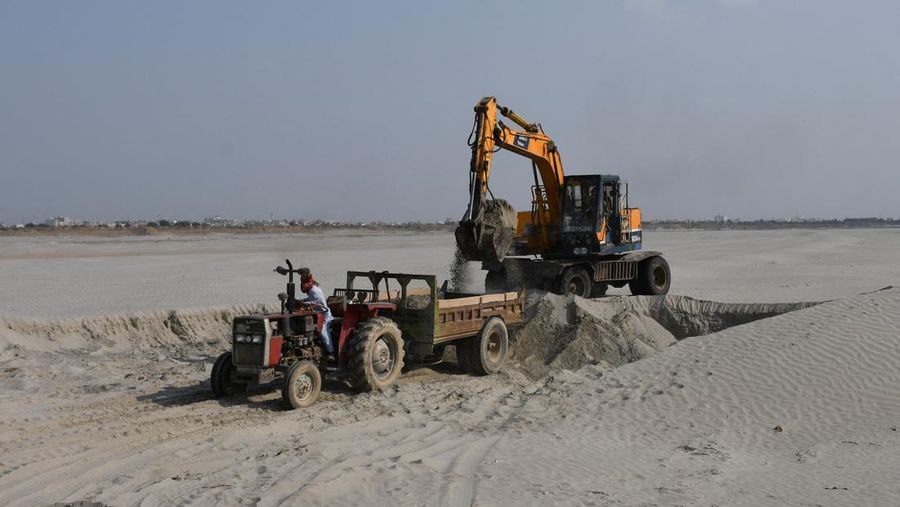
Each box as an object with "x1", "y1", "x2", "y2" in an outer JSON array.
[{"x1": 455, "y1": 96, "x2": 671, "y2": 297}]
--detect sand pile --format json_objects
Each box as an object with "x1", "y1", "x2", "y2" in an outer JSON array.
[
  {"x1": 0, "y1": 304, "x2": 272, "y2": 357},
  {"x1": 511, "y1": 292, "x2": 816, "y2": 378},
  {"x1": 476, "y1": 287, "x2": 900, "y2": 506}
]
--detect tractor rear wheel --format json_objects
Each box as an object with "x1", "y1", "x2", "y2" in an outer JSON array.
[
  {"x1": 210, "y1": 352, "x2": 246, "y2": 399},
  {"x1": 347, "y1": 317, "x2": 405, "y2": 392},
  {"x1": 559, "y1": 267, "x2": 592, "y2": 298},
  {"x1": 282, "y1": 360, "x2": 322, "y2": 409},
  {"x1": 629, "y1": 256, "x2": 671, "y2": 295},
  {"x1": 467, "y1": 317, "x2": 509, "y2": 375}
]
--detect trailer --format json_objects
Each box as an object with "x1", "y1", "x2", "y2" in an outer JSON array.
[{"x1": 334, "y1": 270, "x2": 525, "y2": 375}]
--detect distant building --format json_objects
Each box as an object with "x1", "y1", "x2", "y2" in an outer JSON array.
[
  {"x1": 45, "y1": 216, "x2": 74, "y2": 227},
  {"x1": 203, "y1": 215, "x2": 239, "y2": 227}
]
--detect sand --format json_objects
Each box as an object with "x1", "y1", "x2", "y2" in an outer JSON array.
[
  {"x1": 513, "y1": 292, "x2": 817, "y2": 379},
  {"x1": 3, "y1": 228, "x2": 900, "y2": 319},
  {"x1": 1, "y1": 229, "x2": 900, "y2": 505},
  {"x1": 447, "y1": 246, "x2": 472, "y2": 292},
  {"x1": 479, "y1": 198, "x2": 517, "y2": 230}
]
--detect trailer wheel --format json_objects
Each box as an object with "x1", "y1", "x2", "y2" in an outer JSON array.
[
  {"x1": 469, "y1": 317, "x2": 509, "y2": 375},
  {"x1": 455, "y1": 338, "x2": 475, "y2": 372},
  {"x1": 210, "y1": 352, "x2": 246, "y2": 399},
  {"x1": 347, "y1": 317, "x2": 405, "y2": 392},
  {"x1": 629, "y1": 256, "x2": 671, "y2": 296},
  {"x1": 282, "y1": 360, "x2": 321, "y2": 409},
  {"x1": 559, "y1": 267, "x2": 592, "y2": 298}
]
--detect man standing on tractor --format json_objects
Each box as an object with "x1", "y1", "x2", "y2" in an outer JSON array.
[{"x1": 300, "y1": 272, "x2": 334, "y2": 357}]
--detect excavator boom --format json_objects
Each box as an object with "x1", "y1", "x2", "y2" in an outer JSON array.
[{"x1": 456, "y1": 97, "x2": 565, "y2": 263}]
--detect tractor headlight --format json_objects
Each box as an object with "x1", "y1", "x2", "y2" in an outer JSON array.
[{"x1": 235, "y1": 334, "x2": 263, "y2": 344}]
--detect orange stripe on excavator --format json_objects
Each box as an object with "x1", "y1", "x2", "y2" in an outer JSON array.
[{"x1": 629, "y1": 208, "x2": 641, "y2": 231}]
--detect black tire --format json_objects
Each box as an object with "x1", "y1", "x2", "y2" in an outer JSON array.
[
  {"x1": 210, "y1": 351, "x2": 246, "y2": 399},
  {"x1": 456, "y1": 338, "x2": 475, "y2": 372},
  {"x1": 469, "y1": 317, "x2": 509, "y2": 375},
  {"x1": 282, "y1": 360, "x2": 322, "y2": 409},
  {"x1": 559, "y1": 267, "x2": 592, "y2": 298},
  {"x1": 591, "y1": 283, "x2": 609, "y2": 298},
  {"x1": 347, "y1": 317, "x2": 405, "y2": 392},
  {"x1": 629, "y1": 256, "x2": 671, "y2": 296}
]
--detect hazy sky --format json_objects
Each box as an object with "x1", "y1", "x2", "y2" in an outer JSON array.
[{"x1": 2, "y1": 1, "x2": 899, "y2": 223}]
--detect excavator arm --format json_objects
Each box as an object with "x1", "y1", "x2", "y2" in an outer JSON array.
[{"x1": 456, "y1": 97, "x2": 566, "y2": 263}]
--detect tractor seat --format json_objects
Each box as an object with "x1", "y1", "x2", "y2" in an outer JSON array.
[{"x1": 326, "y1": 295, "x2": 345, "y2": 318}]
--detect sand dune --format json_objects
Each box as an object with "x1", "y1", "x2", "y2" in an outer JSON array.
[
  {"x1": 478, "y1": 287, "x2": 900, "y2": 505},
  {"x1": 513, "y1": 293, "x2": 816, "y2": 378},
  {"x1": 2, "y1": 288, "x2": 898, "y2": 505}
]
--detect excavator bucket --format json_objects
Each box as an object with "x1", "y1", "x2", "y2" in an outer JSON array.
[{"x1": 455, "y1": 199, "x2": 517, "y2": 263}]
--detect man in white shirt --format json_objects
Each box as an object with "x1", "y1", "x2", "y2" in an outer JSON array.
[{"x1": 300, "y1": 272, "x2": 334, "y2": 356}]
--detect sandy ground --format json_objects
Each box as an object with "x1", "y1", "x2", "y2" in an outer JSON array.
[
  {"x1": 1, "y1": 228, "x2": 899, "y2": 318},
  {"x1": 1, "y1": 228, "x2": 899, "y2": 506}
]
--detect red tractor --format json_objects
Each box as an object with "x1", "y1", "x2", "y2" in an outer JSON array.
[
  {"x1": 211, "y1": 260, "x2": 525, "y2": 409},
  {"x1": 210, "y1": 259, "x2": 404, "y2": 409}
]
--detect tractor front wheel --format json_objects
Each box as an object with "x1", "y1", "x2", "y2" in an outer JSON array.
[
  {"x1": 282, "y1": 360, "x2": 322, "y2": 409},
  {"x1": 347, "y1": 317, "x2": 405, "y2": 392},
  {"x1": 210, "y1": 352, "x2": 246, "y2": 399}
]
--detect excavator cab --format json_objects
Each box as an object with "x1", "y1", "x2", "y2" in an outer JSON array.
[{"x1": 560, "y1": 175, "x2": 628, "y2": 256}]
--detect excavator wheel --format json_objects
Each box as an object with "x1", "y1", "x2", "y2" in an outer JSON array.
[
  {"x1": 347, "y1": 317, "x2": 405, "y2": 392},
  {"x1": 629, "y1": 256, "x2": 671, "y2": 296},
  {"x1": 559, "y1": 267, "x2": 592, "y2": 298}
]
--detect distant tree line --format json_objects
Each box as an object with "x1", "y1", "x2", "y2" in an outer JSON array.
[{"x1": 645, "y1": 217, "x2": 900, "y2": 230}]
